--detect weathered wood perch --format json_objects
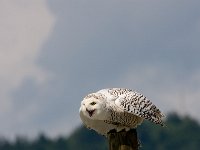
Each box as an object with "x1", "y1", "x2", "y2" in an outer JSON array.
[{"x1": 107, "y1": 129, "x2": 139, "y2": 150}]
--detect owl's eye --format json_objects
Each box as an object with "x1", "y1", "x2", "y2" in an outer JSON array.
[{"x1": 90, "y1": 102, "x2": 96, "y2": 105}]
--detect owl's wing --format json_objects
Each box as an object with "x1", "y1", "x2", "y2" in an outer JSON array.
[{"x1": 108, "y1": 88, "x2": 164, "y2": 126}]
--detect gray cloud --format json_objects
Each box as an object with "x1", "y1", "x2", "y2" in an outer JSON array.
[
  {"x1": 9, "y1": 0, "x2": 200, "y2": 138},
  {"x1": 0, "y1": 0, "x2": 55, "y2": 139}
]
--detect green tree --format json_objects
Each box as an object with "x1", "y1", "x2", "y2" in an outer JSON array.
[
  {"x1": 31, "y1": 134, "x2": 53, "y2": 150},
  {"x1": 67, "y1": 126, "x2": 107, "y2": 150}
]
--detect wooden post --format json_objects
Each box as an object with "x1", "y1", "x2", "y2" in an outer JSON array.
[{"x1": 107, "y1": 129, "x2": 139, "y2": 150}]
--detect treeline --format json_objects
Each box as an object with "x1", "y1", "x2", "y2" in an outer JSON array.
[
  {"x1": 0, "y1": 135, "x2": 68, "y2": 150},
  {"x1": 0, "y1": 113, "x2": 200, "y2": 150}
]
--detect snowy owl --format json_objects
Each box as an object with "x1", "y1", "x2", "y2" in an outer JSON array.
[{"x1": 79, "y1": 88, "x2": 164, "y2": 136}]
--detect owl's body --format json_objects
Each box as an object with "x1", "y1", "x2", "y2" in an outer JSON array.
[{"x1": 79, "y1": 88, "x2": 164, "y2": 136}]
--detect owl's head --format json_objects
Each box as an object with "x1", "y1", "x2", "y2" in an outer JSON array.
[{"x1": 80, "y1": 93, "x2": 107, "y2": 120}]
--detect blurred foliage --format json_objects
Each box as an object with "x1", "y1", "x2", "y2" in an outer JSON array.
[
  {"x1": 67, "y1": 126, "x2": 107, "y2": 150},
  {"x1": 0, "y1": 113, "x2": 200, "y2": 150},
  {"x1": 137, "y1": 113, "x2": 200, "y2": 150}
]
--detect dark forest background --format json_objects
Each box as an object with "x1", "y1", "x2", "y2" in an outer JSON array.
[{"x1": 0, "y1": 113, "x2": 200, "y2": 150}]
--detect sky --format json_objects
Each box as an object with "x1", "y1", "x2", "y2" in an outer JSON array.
[{"x1": 1, "y1": 0, "x2": 200, "y2": 139}]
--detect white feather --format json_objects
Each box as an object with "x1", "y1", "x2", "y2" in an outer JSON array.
[{"x1": 79, "y1": 88, "x2": 164, "y2": 136}]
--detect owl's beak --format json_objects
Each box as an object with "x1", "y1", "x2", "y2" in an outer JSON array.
[{"x1": 86, "y1": 108, "x2": 95, "y2": 117}]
